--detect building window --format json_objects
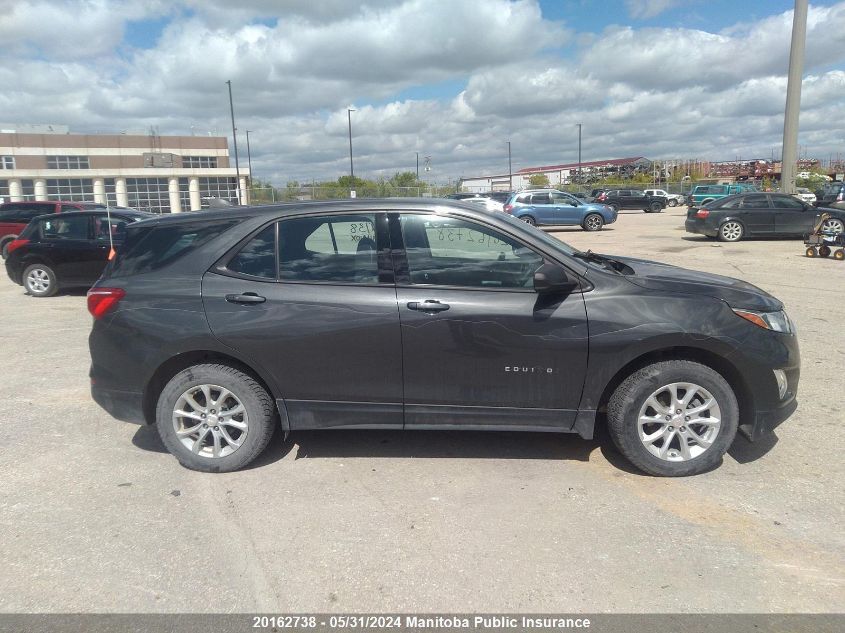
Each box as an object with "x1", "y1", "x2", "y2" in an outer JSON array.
[
  {"x1": 183, "y1": 156, "x2": 218, "y2": 168},
  {"x1": 46, "y1": 178, "x2": 94, "y2": 201},
  {"x1": 1, "y1": 156, "x2": 15, "y2": 170},
  {"x1": 0, "y1": 180, "x2": 9, "y2": 199},
  {"x1": 21, "y1": 179, "x2": 34, "y2": 200},
  {"x1": 126, "y1": 177, "x2": 170, "y2": 213},
  {"x1": 47, "y1": 155, "x2": 90, "y2": 170},
  {"x1": 104, "y1": 178, "x2": 118, "y2": 207},
  {"x1": 199, "y1": 177, "x2": 237, "y2": 206},
  {"x1": 179, "y1": 178, "x2": 191, "y2": 211}
]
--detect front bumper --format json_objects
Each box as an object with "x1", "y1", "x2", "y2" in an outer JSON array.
[
  {"x1": 741, "y1": 397, "x2": 798, "y2": 442},
  {"x1": 5, "y1": 259, "x2": 23, "y2": 285}
]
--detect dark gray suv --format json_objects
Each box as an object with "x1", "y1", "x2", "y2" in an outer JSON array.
[{"x1": 88, "y1": 200, "x2": 799, "y2": 476}]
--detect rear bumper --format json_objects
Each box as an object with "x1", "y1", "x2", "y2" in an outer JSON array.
[
  {"x1": 685, "y1": 218, "x2": 717, "y2": 237},
  {"x1": 91, "y1": 381, "x2": 146, "y2": 425}
]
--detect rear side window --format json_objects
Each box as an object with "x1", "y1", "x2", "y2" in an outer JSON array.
[
  {"x1": 227, "y1": 224, "x2": 277, "y2": 279},
  {"x1": 40, "y1": 215, "x2": 90, "y2": 240},
  {"x1": 110, "y1": 219, "x2": 237, "y2": 277}
]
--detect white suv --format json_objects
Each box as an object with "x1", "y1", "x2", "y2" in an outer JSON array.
[{"x1": 644, "y1": 189, "x2": 685, "y2": 207}]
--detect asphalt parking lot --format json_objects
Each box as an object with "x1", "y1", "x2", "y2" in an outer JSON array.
[{"x1": 0, "y1": 205, "x2": 842, "y2": 614}]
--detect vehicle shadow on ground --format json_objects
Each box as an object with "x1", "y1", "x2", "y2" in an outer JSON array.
[{"x1": 287, "y1": 429, "x2": 600, "y2": 463}]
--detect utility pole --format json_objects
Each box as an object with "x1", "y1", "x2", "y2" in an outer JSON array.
[
  {"x1": 245, "y1": 130, "x2": 253, "y2": 183},
  {"x1": 416, "y1": 152, "x2": 419, "y2": 181},
  {"x1": 225, "y1": 80, "x2": 242, "y2": 205},
  {"x1": 576, "y1": 123, "x2": 582, "y2": 185},
  {"x1": 780, "y1": 0, "x2": 808, "y2": 194},
  {"x1": 347, "y1": 109, "x2": 355, "y2": 198},
  {"x1": 507, "y1": 141, "x2": 513, "y2": 191}
]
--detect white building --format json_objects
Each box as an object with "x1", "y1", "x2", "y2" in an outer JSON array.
[{"x1": 0, "y1": 126, "x2": 249, "y2": 212}]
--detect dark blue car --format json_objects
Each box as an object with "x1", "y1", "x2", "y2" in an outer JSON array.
[{"x1": 503, "y1": 189, "x2": 617, "y2": 230}]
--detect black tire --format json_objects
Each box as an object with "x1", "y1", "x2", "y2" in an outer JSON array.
[
  {"x1": 805, "y1": 247, "x2": 817, "y2": 257},
  {"x1": 606, "y1": 360, "x2": 739, "y2": 477},
  {"x1": 582, "y1": 213, "x2": 604, "y2": 231},
  {"x1": 834, "y1": 249, "x2": 845, "y2": 261},
  {"x1": 718, "y1": 221, "x2": 744, "y2": 242},
  {"x1": 520, "y1": 215, "x2": 537, "y2": 226},
  {"x1": 155, "y1": 363, "x2": 277, "y2": 472},
  {"x1": 649, "y1": 202, "x2": 663, "y2": 213},
  {"x1": 22, "y1": 263, "x2": 58, "y2": 297},
  {"x1": 668, "y1": 199, "x2": 677, "y2": 207},
  {"x1": 818, "y1": 245, "x2": 831, "y2": 258}
]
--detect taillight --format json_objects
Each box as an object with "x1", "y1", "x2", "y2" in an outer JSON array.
[
  {"x1": 597, "y1": 193, "x2": 606, "y2": 201},
  {"x1": 695, "y1": 208, "x2": 710, "y2": 218},
  {"x1": 503, "y1": 204, "x2": 513, "y2": 214},
  {"x1": 87, "y1": 287, "x2": 125, "y2": 319},
  {"x1": 6, "y1": 238, "x2": 29, "y2": 255}
]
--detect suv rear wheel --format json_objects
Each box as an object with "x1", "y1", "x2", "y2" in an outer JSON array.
[
  {"x1": 23, "y1": 263, "x2": 58, "y2": 297},
  {"x1": 1, "y1": 236, "x2": 16, "y2": 259},
  {"x1": 155, "y1": 364, "x2": 276, "y2": 472},
  {"x1": 649, "y1": 202, "x2": 663, "y2": 213},
  {"x1": 607, "y1": 360, "x2": 739, "y2": 476}
]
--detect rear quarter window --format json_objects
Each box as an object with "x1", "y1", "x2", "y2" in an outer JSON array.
[{"x1": 108, "y1": 219, "x2": 238, "y2": 277}]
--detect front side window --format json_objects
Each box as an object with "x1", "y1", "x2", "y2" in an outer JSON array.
[
  {"x1": 772, "y1": 195, "x2": 804, "y2": 209},
  {"x1": 93, "y1": 215, "x2": 131, "y2": 242},
  {"x1": 279, "y1": 214, "x2": 379, "y2": 283},
  {"x1": 40, "y1": 216, "x2": 90, "y2": 240},
  {"x1": 227, "y1": 224, "x2": 276, "y2": 279},
  {"x1": 399, "y1": 214, "x2": 543, "y2": 289}
]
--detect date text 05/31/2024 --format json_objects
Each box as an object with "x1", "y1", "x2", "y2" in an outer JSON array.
[{"x1": 252, "y1": 615, "x2": 592, "y2": 629}]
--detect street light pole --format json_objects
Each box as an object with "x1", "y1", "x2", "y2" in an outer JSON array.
[
  {"x1": 347, "y1": 108, "x2": 355, "y2": 198},
  {"x1": 780, "y1": 0, "x2": 808, "y2": 194},
  {"x1": 416, "y1": 152, "x2": 419, "y2": 181},
  {"x1": 245, "y1": 130, "x2": 253, "y2": 182},
  {"x1": 576, "y1": 123, "x2": 582, "y2": 185},
  {"x1": 507, "y1": 141, "x2": 512, "y2": 191},
  {"x1": 226, "y1": 80, "x2": 242, "y2": 205}
]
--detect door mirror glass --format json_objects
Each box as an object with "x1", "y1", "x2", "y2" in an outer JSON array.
[{"x1": 533, "y1": 263, "x2": 575, "y2": 294}]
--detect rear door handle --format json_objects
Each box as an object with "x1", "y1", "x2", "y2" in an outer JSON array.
[
  {"x1": 407, "y1": 300, "x2": 450, "y2": 313},
  {"x1": 225, "y1": 293, "x2": 266, "y2": 304}
]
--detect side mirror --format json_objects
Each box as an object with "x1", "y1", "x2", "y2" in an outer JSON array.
[{"x1": 534, "y1": 263, "x2": 576, "y2": 295}]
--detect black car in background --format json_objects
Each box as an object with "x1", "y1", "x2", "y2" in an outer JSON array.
[
  {"x1": 88, "y1": 199, "x2": 798, "y2": 477},
  {"x1": 685, "y1": 192, "x2": 845, "y2": 242},
  {"x1": 596, "y1": 189, "x2": 667, "y2": 213},
  {"x1": 5, "y1": 209, "x2": 154, "y2": 296}
]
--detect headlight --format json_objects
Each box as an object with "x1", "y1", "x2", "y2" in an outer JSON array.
[{"x1": 733, "y1": 308, "x2": 793, "y2": 334}]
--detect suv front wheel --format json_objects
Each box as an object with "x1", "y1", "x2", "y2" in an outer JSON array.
[
  {"x1": 156, "y1": 364, "x2": 277, "y2": 472},
  {"x1": 606, "y1": 360, "x2": 739, "y2": 476}
]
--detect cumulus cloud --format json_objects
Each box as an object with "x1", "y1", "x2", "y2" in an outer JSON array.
[
  {"x1": 0, "y1": 0, "x2": 843, "y2": 184},
  {"x1": 625, "y1": 0, "x2": 681, "y2": 20}
]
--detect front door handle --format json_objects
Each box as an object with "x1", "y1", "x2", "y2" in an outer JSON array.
[
  {"x1": 407, "y1": 300, "x2": 450, "y2": 313},
  {"x1": 225, "y1": 292, "x2": 266, "y2": 304}
]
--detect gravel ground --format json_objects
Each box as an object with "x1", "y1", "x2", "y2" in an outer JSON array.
[{"x1": 0, "y1": 205, "x2": 842, "y2": 613}]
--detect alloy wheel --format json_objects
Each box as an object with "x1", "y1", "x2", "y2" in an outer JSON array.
[
  {"x1": 585, "y1": 214, "x2": 603, "y2": 231},
  {"x1": 822, "y1": 218, "x2": 844, "y2": 234},
  {"x1": 172, "y1": 384, "x2": 249, "y2": 458},
  {"x1": 720, "y1": 222, "x2": 743, "y2": 241},
  {"x1": 637, "y1": 382, "x2": 722, "y2": 462},
  {"x1": 26, "y1": 268, "x2": 51, "y2": 294}
]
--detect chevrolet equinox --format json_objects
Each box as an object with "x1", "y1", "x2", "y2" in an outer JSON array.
[{"x1": 88, "y1": 200, "x2": 799, "y2": 476}]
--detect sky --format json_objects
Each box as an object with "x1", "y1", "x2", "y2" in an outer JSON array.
[{"x1": 1, "y1": 0, "x2": 844, "y2": 185}]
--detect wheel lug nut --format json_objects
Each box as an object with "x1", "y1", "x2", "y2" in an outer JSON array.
[
  {"x1": 665, "y1": 415, "x2": 672, "y2": 421},
  {"x1": 201, "y1": 413, "x2": 206, "y2": 418},
  {"x1": 676, "y1": 409, "x2": 681, "y2": 414},
  {"x1": 680, "y1": 426, "x2": 686, "y2": 431},
  {"x1": 668, "y1": 426, "x2": 674, "y2": 431},
  {"x1": 685, "y1": 416, "x2": 690, "y2": 421}
]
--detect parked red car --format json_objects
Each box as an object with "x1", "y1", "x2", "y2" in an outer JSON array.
[{"x1": 0, "y1": 201, "x2": 106, "y2": 258}]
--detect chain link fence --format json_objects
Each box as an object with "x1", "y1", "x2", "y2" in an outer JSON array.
[{"x1": 249, "y1": 184, "x2": 452, "y2": 204}]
